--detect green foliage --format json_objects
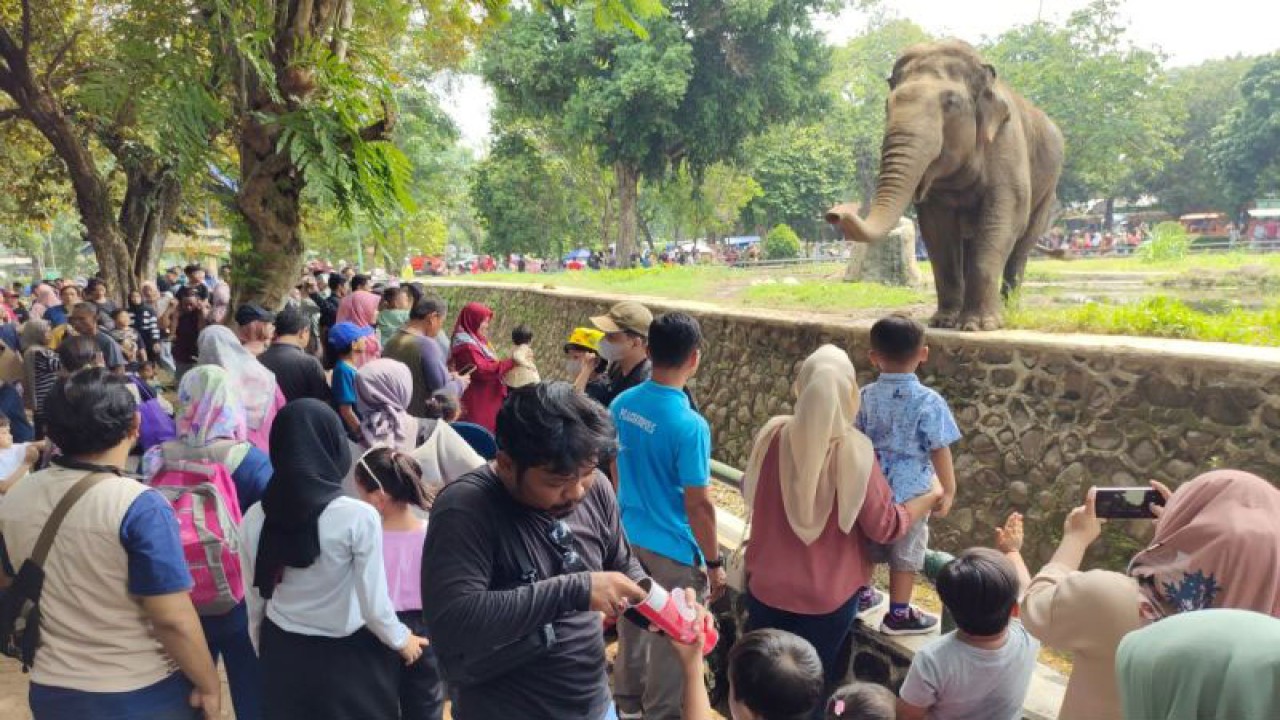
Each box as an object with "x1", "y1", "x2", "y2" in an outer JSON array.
[
  {"x1": 764, "y1": 224, "x2": 802, "y2": 259},
  {"x1": 1146, "y1": 57, "x2": 1256, "y2": 216},
  {"x1": 1005, "y1": 296, "x2": 1280, "y2": 347},
  {"x1": 641, "y1": 162, "x2": 762, "y2": 244},
  {"x1": 743, "y1": 123, "x2": 857, "y2": 238},
  {"x1": 1136, "y1": 222, "x2": 1192, "y2": 263},
  {"x1": 984, "y1": 0, "x2": 1182, "y2": 204},
  {"x1": 1210, "y1": 53, "x2": 1280, "y2": 208}
]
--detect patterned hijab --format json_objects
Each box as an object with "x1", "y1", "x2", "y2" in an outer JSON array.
[
  {"x1": 197, "y1": 325, "x2": 278, "y2": 431},
  {"x1": 356, "y1": 358, "x2": 416, "y2": 451},
  {"x1": 176, "y1": 365, "x2": 248, "y2": 447},
  {"x1": 1128, "y1": 470, "x2": 1280, "y2": 622}
]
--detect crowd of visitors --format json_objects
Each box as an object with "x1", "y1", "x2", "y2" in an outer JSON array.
[{"x1": 0, "y1": 264, "x2": 1276, "y2": 720}]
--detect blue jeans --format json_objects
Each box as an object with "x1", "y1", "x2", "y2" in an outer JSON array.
[
  {"x1": 202, "y1": 602, "x2": 262, "y2": 720},
  {"x1": 31, "y1": 671, "x2": 198, "y2": 720},
  {"x1": 745, "y1": 591, "x2": 861, "y2": 689}
]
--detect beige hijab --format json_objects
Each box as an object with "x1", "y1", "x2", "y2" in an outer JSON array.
[{"x1": 743, "y1": 344, "x2": 875, "y2": 545}]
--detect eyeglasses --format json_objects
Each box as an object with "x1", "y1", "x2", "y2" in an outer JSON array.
[{"x1": 548, "y1": 520, "x2": 586, "y2": 573}]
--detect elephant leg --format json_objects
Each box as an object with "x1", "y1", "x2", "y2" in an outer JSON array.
[
  {"x1": 960, "y1": 193, "x2": 1021, "y2": 331},
  {"x1": 1003, "y1": 191, "x2": 1057, "y2": 296},
  {"x1": 917, "y1": 203, "x2": 964, "y2": 328}
]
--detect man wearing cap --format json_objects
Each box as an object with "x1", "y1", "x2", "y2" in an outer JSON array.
[
  {"x1": 234, "y1": 303, "x2": 276, "y2": 357},
  {"x1": 260, "y1": 308, "x2": 331, "y2": 403},
  {"x1": 588, "y1": 301, "x2": 655, "y2": 407}
]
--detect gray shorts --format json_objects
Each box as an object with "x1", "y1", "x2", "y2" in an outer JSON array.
[{"x1": 870, "y1": 514, "x2": 930, "y2": 572}]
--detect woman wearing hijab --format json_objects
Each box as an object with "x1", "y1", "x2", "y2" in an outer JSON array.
[
  {"x1": 31, "y1": 284, "x2": 65, "y2": 327},
  {"x1": 448, "y1": 302, "x2": 514, "y2": 432},
  {"x1": 335, "y1": 287, "x2": 383, "y2": 367},
  {"x1": 239, "y1": 399, "x2": 428, "y2": 720},
  {"x1": 1021, "y1": 470, "x2": 1280, "y2": 720},
  {"x1": 21, "y1": 319, "x2": 59, "y2": 437},
  {"x1": 1117, "y1": 608, "x2": 1280, "y2": 720},
  {"x1": 740, "y1": 345, "x2": 941, "y2": 689},
  {"x1": 143, "y1": 365, "x2": 272, "y2": 720},
  {"x1": 355, "y1": 359, "x2": 483, "y2": 491},
  {"x1": 198, "y1": 325, "x2": 286, "y2": 452}
]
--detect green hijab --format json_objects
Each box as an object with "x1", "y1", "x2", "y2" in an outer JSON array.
[{"x1": 1118, "y1": 609, "x2": 1280, "y2": 720}]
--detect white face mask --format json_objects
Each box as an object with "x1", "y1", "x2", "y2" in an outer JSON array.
[
  {"x1": 565, "y1": 359, "x2": 583, "y2": 376},
  {"x1": 596, "y1": 338, "x2": 626, "y2": 363}
]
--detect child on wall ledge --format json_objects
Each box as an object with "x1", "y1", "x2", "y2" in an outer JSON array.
[
  {"x1": 503, "y1": 324, "x2": 540, "y2": 388},
  {"x1": 855, "y1": 314, "x2": 961, "y2": 635}
]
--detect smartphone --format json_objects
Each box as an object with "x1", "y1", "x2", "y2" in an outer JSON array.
[{"x1": 1094, "y1": 487, "x2": 1164, "y2": 519}]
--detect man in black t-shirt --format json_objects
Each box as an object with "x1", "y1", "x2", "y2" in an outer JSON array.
[{"x1": 422, "y1": 384, "x2": 648, "y2": 720}]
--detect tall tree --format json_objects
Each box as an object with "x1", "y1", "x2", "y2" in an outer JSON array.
[
  {"x1": 482, "y1": 0, "x2": 832, "y2": 266},
  {"x1": 742, "y1": 122, "x2": 856, "y2": 239},
  {"x1": 0, "y1": 0, "x2": 224, "y2": 298},
  {"x1": 984, "y1": 0, "x2": 1182, "y2": 225},
  {"x1": 1211, "y1": 53, "x2": 1280, "y2": 210},
  {"x1": 1145, "y1": 57, "x2": 1256, "y2": 216}
]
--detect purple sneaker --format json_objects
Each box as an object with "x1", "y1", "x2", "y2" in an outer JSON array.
[
  {"x1": 879, "y1": 606, "x2": 939, "y2": 636},
  {"x1": 855, "y1": 587, "x2": 888, "y2": 617}
]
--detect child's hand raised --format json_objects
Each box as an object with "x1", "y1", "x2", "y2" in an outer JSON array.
[{"x1": 995, "y1": 512, "x2": 1024, "y2": 553}]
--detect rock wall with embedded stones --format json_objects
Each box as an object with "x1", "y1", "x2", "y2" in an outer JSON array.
[{"x1": 431, "y1": 282, "x2": 1280, "y2": 569}]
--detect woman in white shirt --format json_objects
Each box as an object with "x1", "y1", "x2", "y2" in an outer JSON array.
[{"x1": 240, "y1": 398, "x2": 427, "y2": 719}]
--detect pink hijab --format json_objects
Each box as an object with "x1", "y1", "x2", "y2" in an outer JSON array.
[
  {"x1": 1128, "y1": 470, "x2": 1280, "y2": 622},
  {"x1": 337, "y1": 290, "x2": 382, "y2": 366}
]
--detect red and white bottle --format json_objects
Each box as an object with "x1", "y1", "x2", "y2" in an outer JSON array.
[{"x1": 633, "y1": 577, "x2": 719, "y2": 655}]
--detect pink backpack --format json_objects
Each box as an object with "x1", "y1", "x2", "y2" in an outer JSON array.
[{"x1": 150, "y1": 442, "x2": 244, "y2": 616}]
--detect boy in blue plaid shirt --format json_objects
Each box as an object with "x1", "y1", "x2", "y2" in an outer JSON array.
[{"x1": 855, "y1": 315, "x2": 961, "y2": 635}]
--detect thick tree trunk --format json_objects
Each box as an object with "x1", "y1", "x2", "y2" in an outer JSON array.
[
  {"x1": 118, "y1": 157, "x2": 181, "y2": 293},
  {"x1": 614, "y1": 162, "x2": 639, "y2": 268},
  {"x1": 236, "y1": 112, "x2": 306, "y2": 309}
]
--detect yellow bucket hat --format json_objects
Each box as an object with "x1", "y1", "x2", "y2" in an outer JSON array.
[{"x1": 564, "y1": 327, "x2": 604, "y2": 353}]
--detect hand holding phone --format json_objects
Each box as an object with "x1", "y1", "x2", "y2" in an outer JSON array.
[{"x1": 1094, "y1": 487, "x2": 1167, "y2": 519}]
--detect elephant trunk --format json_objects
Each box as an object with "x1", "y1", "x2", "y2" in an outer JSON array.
[{"x1": 826, "y1": 128, "x2": 941, "y2": 244}]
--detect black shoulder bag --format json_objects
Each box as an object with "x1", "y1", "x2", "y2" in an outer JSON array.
[
  {"x1": 0, "y1": 472, "x2": 107, "y2": 671},
  {"x1": 443, "y1": 479, "x2": 557, "y2": 687}
]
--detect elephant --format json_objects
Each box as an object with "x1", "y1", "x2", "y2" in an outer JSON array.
[{"x1": 827, "y1": 40, "x2": 1064, "y2": 331}]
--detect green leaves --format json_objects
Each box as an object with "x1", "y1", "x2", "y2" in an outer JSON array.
[{"x1": 1210, "y1": 53, "x2": 1280, "y2": 208}]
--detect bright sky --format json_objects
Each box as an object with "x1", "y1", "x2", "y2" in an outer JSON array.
[{"x1": 438, "y1": 0, "x2": 1279, "y2": 153}]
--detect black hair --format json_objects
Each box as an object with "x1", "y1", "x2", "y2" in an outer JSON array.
[
  {"x1": 112, "y1": 307, "x2": 131, "y2": 321},
  {"x1": 381, "y1": 287, "x2": 401, "y2": 307},
  {"x1": 274, "y1": 307, "x2": 309, "y2": 336},
  {"x1": 495, "y1": 382, "x2": 618, "y2": 478},
  {"x1": 45, "y1": 368, "x2": 137, "y2": 456},
  {"x1": 138, "y1": 359, "x2": 156, "y2": 371},
  {"x1": 511, "y1": 324, "x2": 533, "y2": 346},
  {"x1": 350, "y1": 274, "x2": 370, "y2": 291},
  {"x1": 826, "y1": 682, "x2": 896, "y2": 720},
  {"x1": 728, "y1": 629, "x2": 825, "y2": 720},
  {"x1": 935, "y1": 547, "x2": 1020, "y2": 636},
  {"x1": 58, "y1": 335, "x2": 102, "y2": 373},
  {"x1": 423, "y1": 391, "x2": 460, "y2": 421},
  {"x1": 71, "y1": 302, "x2": 99, "y2": 319},
  {"x1": 328, "y1": 273, "x2": 347, "y2": 293},
  {"x1": 0, "y1": 415, "x2": 10, "y2": 428},
  {"x1": 648, "y1": 312, "x2": 701, "y2": 368},
  {"x1": 354, "y1": 446, "x2": 433, "y2": 509},
  {"x1": 869, "y1": 315, "x2": 925, "y2": 363},
  {"x1": 85, "y1": 278, "x2": 104, "y2": 292},
  {"x1": 184, "y1": 263, "x2": 202, "y2": 275},
  {"x1": 409, "y1": 295, "x2": 447, "y2": 321},
  {"x1": 405, "y1": 282, "x2": 425, "y2": 305}
]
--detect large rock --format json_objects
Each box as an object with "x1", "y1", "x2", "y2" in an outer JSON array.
[{"x1": 843, "y1": 217, "x2": 922, "y2": 286}]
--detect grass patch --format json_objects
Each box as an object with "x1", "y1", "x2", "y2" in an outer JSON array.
[
  {"x1": 1006, "y1": 295, "x2": 1280, "y2": 346},
  {"x1": 741, "y1": 280, "x2": 927, "y2": 310},
  {"x1": 485, "y1": 266, "x2": 737, "y2": 301},
  {"x1": 1020, "y1": 252, "x2": 1280, "y2": 280}
]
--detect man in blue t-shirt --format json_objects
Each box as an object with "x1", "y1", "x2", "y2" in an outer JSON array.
[{"x1": 610, "y1": 312, "x2": 721, "y2": 720}]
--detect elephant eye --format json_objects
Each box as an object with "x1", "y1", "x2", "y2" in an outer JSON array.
[{"x1": 941, "y1": 92, "x2": 962, "y2": 111}]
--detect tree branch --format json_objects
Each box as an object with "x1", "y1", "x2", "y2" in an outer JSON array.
[
  {"x1": 0, "y1": 107, "x2": 20, "y2": 122},
  {"x1": 43, "y1": 28, "x2": 84, "y2": 91},
  {"x1": 358, "y1": 98, "x2": 398, "y2": 141},
  {"x1": 20, "y1": 0, "x2": 31, "y2": 58}
]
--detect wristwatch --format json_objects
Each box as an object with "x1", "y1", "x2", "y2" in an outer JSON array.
[{"x1": 705, "y1": 555, "x2": 725, "y2": 570}]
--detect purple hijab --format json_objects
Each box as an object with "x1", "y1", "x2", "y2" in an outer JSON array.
[{"x1": 355, "y1": 358, "x2": 417, "y2": 451}]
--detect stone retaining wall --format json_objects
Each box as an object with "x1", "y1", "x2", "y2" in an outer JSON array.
[{"x1": 432, "y1": 281, "x2": 1280, "y2": 568}]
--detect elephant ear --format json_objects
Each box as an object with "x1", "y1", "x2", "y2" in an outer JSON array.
[{"x1": 976, "y1": 63, "x2": 1011, "y2": 146}]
